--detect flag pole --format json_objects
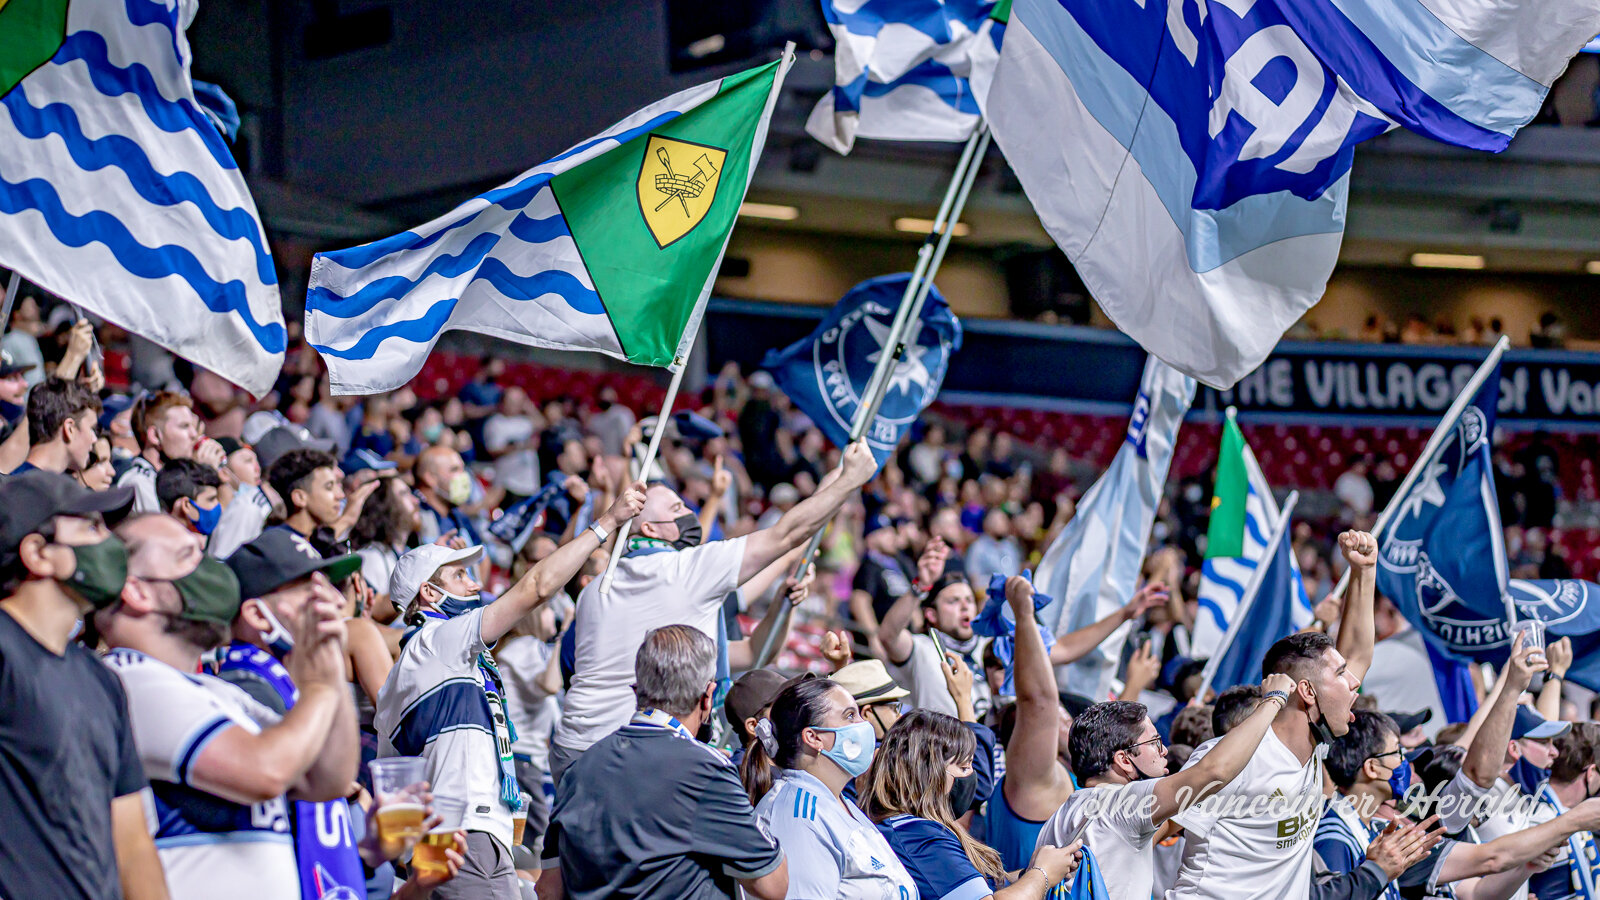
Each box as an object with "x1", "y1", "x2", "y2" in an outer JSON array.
[
  {"x1": 1196, "y1": 491, "x2": 1299, "y2": 701},
  {"x1": 1327, "y1": 336, "x2": 1510, "y2": 605},
  {"x1": 749, "y1": 122, "x2": 991, "y2": 671},
  {"x1": 0, "y1": 271, "x2": 22, "y2": 344}
]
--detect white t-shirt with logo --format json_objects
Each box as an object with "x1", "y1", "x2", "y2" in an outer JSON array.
[
  {"x1": 553, "y1": 537, "x2": 747, "y2": 754},
  {"x1": 755, "y1": 769, "x2": 918, "y2": 900},
  {"x1": 102, "y1": 648, "x2": 297, "y2": 900},
  {"x1": 1037, "y1": 779, "x2": 1160, "y2": 900},
  {"x1": 497, "y1": 634, "x2": 559, "y2": 771},
  {"x1": 1166, "y1": 730, "x2": 1325, "y2": 900}
]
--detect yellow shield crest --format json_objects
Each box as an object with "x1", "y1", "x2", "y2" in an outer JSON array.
[{"x1": 636, "y1": 134, "x2": 728, "y2": 249}]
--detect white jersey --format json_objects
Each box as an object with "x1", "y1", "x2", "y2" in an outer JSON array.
[
  {"x1": 208, "y1": 483, "x2": 273, "y2": 559},
  {"x1": 496, "y1": 634, "x2": 558, "y2": 769},
  {"x1": 1167, "y1": 730, "x2": 1325, "y2": 900},
  {"x1": 553, "y1": 537, "x2": 747, "y2": 754},
  {"x1": 1476, "y1": 778, "x2": 1544, "y2": 900},
  {"x1": 116, "y1": 456, "x2": 160, "y2": 514},
  {"x1": 886, "y1": 632, "x2": 992, "y2": 721},
  {"x1": 754, "y1": 769, "x2": 918, "y2": 900},
  {"x1": 373, "y1": 607, "x2": 514, "y2": 851},
  {"x1": 101, "y1": 648, "x2": 297, "y2": 900},
  {"x1": 1037, "y1": 779, "x2": 1160, "y2": 900}
]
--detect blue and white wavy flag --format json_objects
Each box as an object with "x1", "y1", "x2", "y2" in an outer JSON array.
[
  {"x1": 807, "y1": 0, "x2": 1005, "y2": 154},
  {"x1": 0, "y1": 0, "x2": 285, "y2": 396},
  {"x1": 1193, "y1": 433, "x2": 1311, "y2": 658}
]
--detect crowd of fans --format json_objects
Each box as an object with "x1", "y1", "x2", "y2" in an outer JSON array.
[{"x1": 6, "y1": 299, "x2": 1600, "y2": 900}]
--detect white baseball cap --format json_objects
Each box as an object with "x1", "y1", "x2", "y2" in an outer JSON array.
[{"x1": 392, "y1": 543, "x2": 484, "y2": 613}]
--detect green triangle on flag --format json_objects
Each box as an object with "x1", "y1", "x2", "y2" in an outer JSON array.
[
  {"x1": 1205, "y1": 409, "x2": 1249, "y2": 559},
  {"x1": 551, "y1": 60, "x2": 781, "y2": 369}
]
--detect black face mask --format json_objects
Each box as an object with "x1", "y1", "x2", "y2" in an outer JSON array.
[
  {"x1": 671, "y1": 512, "x2": 702, "y2": 550},
  {"x1": 948, "y1": 771, "x2": 979, "y2": 817}
]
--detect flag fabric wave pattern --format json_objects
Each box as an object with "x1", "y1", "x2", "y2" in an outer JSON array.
[
  {"x1": 0, "y1": 0, "x2": 286, "y2": 397},
  {"x1": 984, "y1": 0, "x2": 1600, "y2": 390},
  {"x1": 306, "y1": 56, "x2": 788, "y2": 394}
]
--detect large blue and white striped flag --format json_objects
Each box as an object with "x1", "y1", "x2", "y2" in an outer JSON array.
[
  {"x1": 1193, "y1": 430, "x2": 1311, "y2": 658},
  {"x1": 0, "y1": 0, "x2": 285, "y2": 397},
  {"x1": 986, "y1": 0, "x2": 1600, "y2": 390},
  {"x1": 807, "y1": 0, "x2": 1005, "y2": 154},
  {"x1": 1035, "y1": 357, "x2": 1195, "y2": 700}
]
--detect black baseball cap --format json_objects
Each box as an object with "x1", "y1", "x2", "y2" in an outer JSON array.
[
  {"x1": 0, "y1": 471, "x2": 134, "y2": 561},
  {"x1": 0, "y1": 348, "x2": 37, "y2": 378},
  {"x1": 224, "y1": 528, "x2": 361, "y2": 600},
  {"x1": 1388, "y1": 709, "x2": 1434, "y2": 735},
  {"x1": 725, "y1": 669, "x2": 789, "y2": 742}
]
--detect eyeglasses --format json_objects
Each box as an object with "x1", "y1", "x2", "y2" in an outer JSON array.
[
  {"x1": 1123, "y1": 736, "x2": 1165, "y2": 755},
  {"x1": 1367, "y1": 748, "x2": 1405, "y2": 764}
]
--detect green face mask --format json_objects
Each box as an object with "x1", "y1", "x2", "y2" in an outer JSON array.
[
  {"x1": 446, "y1": 471, "x2": 472, "y2": 507},
  {"x1": 64, "y1": 535, "x2": 129, "y2": 610}
]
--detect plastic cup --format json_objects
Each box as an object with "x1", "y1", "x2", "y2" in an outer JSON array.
[
  {"x1": 512, "y1": 792, "x2": 532, "y2": 845},
  {"x1": 1513, "y1": 618, "x2": 1546, "y2": 661},
  {"x1": 369, "y1": 757, "x2": 428, "y2": 844},
  {"x1": 413, "y1": 796, "x2": 466, "y2": 880}
]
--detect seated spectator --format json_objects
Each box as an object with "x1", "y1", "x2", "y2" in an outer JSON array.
[
  {"x1": 157, "y1": 459, "x2": 223, "y2": 539},
  {"x1": 862, "y1": 709, "x2": 1082, "y2": 900},
  {"x1": 95, "y1": 512, "x2": 356, "y2": 900},
  {"x1": 546, "y1": 625, "x2": 788, "y2": 900},
  {"x1": 0, "y1": 473, "x2": 164, "y2": 900},
  {"x1": 13, "y1": 376, "x2": 99, "y2": 476},
  {"x1": 742, "y1": 675, "x2": 918, "y2": 897}
]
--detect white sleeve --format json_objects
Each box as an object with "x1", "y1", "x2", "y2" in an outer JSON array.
[
  {"x1": 1115, "y1": 778, "x2": 1162, "y2": 839},
  {"x1": 675, "y1": 536, "x2": 749, "y2": 613},
  {"x1": 1170, "y1": 738, "x2": 1227, "y2": 836},
  {"x1": 107, "y1": 657, "x2": 246, "y2": 784},
  {"x1": 208, "y1": 486, "x2": 269, "y2": 560},
  {"x1": 118, "y1": 467, "x2": 159, "y2": 515},
  {"x1": 756, "y1": 804, "x2": 842, "y2": 898},
  {"x1": 1436, "y1": 769, "x2": 1493, "y2": 833},
  {"x1": 358, "y1": 547, "x2": 395, "y2": 597}
]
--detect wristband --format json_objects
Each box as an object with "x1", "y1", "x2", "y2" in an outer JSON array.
[
  {"x1": 588, "y1": 522, "x2": 610, "y2": 544},
  {"x1": 1263, "y1": 690, "x2": 1290, "y2": 706}
]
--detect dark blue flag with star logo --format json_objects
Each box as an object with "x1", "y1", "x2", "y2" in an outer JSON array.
[
  {"x1": 1377, "y1": 356, "x2": 1600, "y2": 695},
  {"x1": 761, "y1": 273, "x2": 961, "y2": 468}
]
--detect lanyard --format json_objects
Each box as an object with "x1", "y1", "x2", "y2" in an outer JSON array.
[{"x1": 632, "y1": 708, "x2": 699, "y2": 742}]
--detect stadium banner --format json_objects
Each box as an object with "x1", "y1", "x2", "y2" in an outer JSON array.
[{"x1": 704, "y1": 299, "x2": 1600, "y2": 428}]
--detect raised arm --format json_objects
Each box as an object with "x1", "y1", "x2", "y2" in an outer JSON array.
[
  {"x1": 877, "y1": 537, "x2": 947, "y2": 665},
  {"x1": 1002, "y1": 575, "x2": 1074, "y2": 818},
  {"x1": 728, "y1": 560, "x2": 814, "y2": 670},
  {"x1": 1461, "y1": 634, "x2": 1544, "y2": 789},
  {"x1": 698, "y1": 456, "x2": 733, "y2": 537},
  {"x1": 1438, "y1": 797, "x2": 1600, "y2": 883},
  {"x1": 1335, "y1": 531, "x2": 1378, "y2": 681},
  {"x1": 1537, "y1": 637, "x2": 1570, "y2": 721},
  {"x1": 1050, "y1": 582, "x2": 1165, "y2": 666},
  {"x1": 480, "y1": 483, "x2": 645, "y2": 644},
  {"x1": 738, "y1": 441, "x2": 877, "y2": 584},
  {"x1": 1453, "y1": 660, "x2": 1511, "y2": 751},
  {"x1": 1151, "y1": 673, "x2": 1294, "y2": 822}
]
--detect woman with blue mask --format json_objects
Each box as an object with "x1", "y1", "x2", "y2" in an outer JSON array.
[
  {"x1": 743, "y1": 674, "x2": 919, "y2": 899},
  {"x1": 862, "y1": 709, "x2": 1082, "y2": 900}
]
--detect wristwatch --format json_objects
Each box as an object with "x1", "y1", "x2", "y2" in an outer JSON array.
[{"x1": 588, "y1": 522, "x2": 611, "y2": 543}]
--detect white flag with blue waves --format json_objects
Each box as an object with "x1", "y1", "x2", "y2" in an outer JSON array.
[
  {"x1": 0, "y1": 0, "x2": 285, "y2": 397},
  {"x1": 1034, "y1": 357, "x2": 1195, "y2": 700},
  {"x1": 986, "y1": 0, "x2": 1600, "y2": 390},
  {"x1": 807, "y1": 0, "x2": 1005, "y2": 154},
  {"x1": 1192, "y1": 442, "x2": 1311, "y2": 659}
]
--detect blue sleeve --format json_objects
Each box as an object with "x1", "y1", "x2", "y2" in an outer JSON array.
[
  {"x1": 965, "y1": 722, "x2": 998, "y2": 806},
  {"x1": 884, "y1": 818, "x2": 993, "y2": 900},
  {"x1": 1314, "y1": 832, "x2": 1361, "y2": 876}
]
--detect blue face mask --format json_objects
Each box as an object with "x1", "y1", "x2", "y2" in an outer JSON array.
[
  {"x1": 814, "y1": 721, "x2": 877, "y2": 778},
  {"x1": 1388, "y1": 761, "x2": 1412, "y2": 801},
  {"x1": 254, "y1": 601, "x2": 294, "y2": 659},
  {"x1": 192, "y1": 500, "x2": 222, "y2": 536},
  {"x1": 430, "y1": 584, "x2": 485, "y2": 618},
  {"x1": 1510, "y1": 755, "x2": 1550, "y2": 798}
]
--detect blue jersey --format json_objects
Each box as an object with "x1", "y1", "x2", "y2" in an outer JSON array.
[
  {"x1": 877, "y1": 814, "x2": 996, "y2": 900},
  {"x1": 987, "y1": 775, "x2": 1050, "y2": 873}
]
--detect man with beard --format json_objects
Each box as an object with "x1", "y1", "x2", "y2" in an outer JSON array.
[
  {"x1": 1167, "y1": 531, "x2": 1380, "y2": 900},
  {"x1": 96, "y1": 513, "x2": 355, "y2": 900},
  {"x1": 0, "y1": 473, "x2": 165, "y2": 900}
]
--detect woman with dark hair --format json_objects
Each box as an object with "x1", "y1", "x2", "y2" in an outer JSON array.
[
  {"x1": 862, "y1": 709, "x2": 1082, "y2": 900},
  {"x1": 742, "y1": 675, "x2": 917, "y2": 899},
  {"x1": 350, "y1": 472, "x2": 422, "y2": 619}
]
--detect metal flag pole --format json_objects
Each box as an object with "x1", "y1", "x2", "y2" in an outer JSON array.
[
  {"x1": 0, "y1": 271, "x2": 22, "y2": 344},
  {"x1": 749, "y1": 122, "x2": 992, "y2": 670},
  {"x1": 1195, "y1": 492, "x2": 1299, "y2": 701},
  {"x1": 1326, "y1": 336, "x2": 1510, "y2": 613}
]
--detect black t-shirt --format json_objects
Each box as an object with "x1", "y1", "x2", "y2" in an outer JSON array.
[
  {"x1": 549, "y1": 724, "x2": 782, "y2": 899},
  {"x1": 0, "y1": 608, "x2": 146, "y2": 900},
  {"x1": 852, "y1": 550, "x2": 914, "y2": 622}
]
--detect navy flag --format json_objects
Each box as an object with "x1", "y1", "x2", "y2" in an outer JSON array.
[
  {"x1": 1377, "y1": 354, "x2": 1600, "y2": 692},
  {"x1": 762, "y1": 274, "x2": 961, "y2": 467}
]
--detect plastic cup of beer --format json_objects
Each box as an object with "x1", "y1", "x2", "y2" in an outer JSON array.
[
  {"x1": 369, "y1": 757, "x2": 428, "y2": 845},
  {"x1": 413, "y1": 796, "x2": 466, "y2": 881},
  {"x1": 512, "y1": 792, "x2": 532, "y2": 846},
  {"x1": 1513, "y1": 618, "x2": 1546, "y2": 663}
]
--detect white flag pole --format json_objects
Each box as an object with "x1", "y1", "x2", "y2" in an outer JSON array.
[
  {"x1": 747, "y1": 122, "x2": 990, "y2": 671},
  {"x1": 1196, "y1": 491, "x2": 1299, "y2": 701},
  {"x1": 1327, "y1": 336, "x2": 1510, "y2": 610}
]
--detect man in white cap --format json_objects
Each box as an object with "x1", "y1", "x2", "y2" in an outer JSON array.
[{"x1": 372, "y1": 482, "x2": 644, "y2": 900}]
